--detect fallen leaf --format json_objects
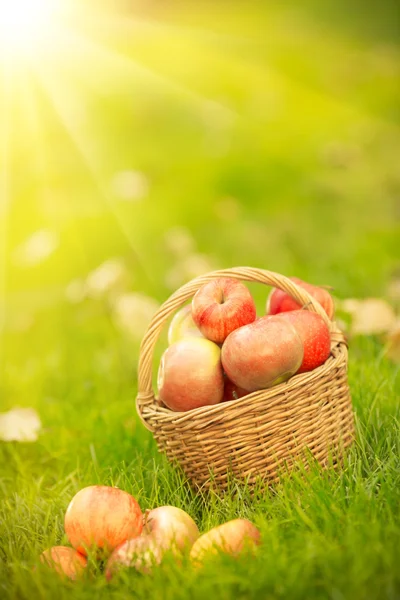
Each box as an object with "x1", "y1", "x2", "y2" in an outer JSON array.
[
  {"x1": 0, "y1": 407, "x2": 41, "y2": 442},
  {"x1": 384, "y1": 321, "x2": 400, "y2": 364},
  {"x1": 340, "y1": 298, "x2": 397, "y2": 335}
]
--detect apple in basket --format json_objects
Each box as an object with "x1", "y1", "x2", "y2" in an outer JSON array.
[
  {"x1": 192, "y1": 278, "x2": 256, "y2": 343},
  {"x1": 277, "y1": 310, "x2": 331, "y2": 373},
  {"x1": 222, "y1": 377, "x2": 249, "y2": 402},
  {"x1": 39, "y1": 546, "x2": 87, "y2": 580},
  {"x1": 221, "y1": 315, "x2": 303, "y2": 392},
  {"x1": 64, "y1": 486, "x2": 143, "y2": 556},
  {"x1": 190, "y1": 519, "x2": 261, "y2": 566},
  {"x1": 158, "y1": 337, "x2": 224, "y2": 411},
  {"x1": 267, "y1": 276, "x2": 334, "y2": 319},
  {"x1": 167, "y1": 304, "x2": 204, "y2": 345}
]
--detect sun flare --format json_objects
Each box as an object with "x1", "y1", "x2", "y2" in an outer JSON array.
[{"x1": 0, "y1": 0, "x2": 63, "y2": 57}]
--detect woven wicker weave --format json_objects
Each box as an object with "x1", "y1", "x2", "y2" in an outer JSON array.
[{"x1": 136, "y1": 267, "x2": 354, "y2": 491}]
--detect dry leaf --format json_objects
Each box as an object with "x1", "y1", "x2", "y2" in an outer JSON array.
[
  {"x1": 340, "y1": 298, "x2": 397, "y2": 335},
  {"x1": 384, "y1": 321, "x2": 400, "y2": 364},
  {"x1": 0, "y1": 407, "x2": 41, "y2": 442}
]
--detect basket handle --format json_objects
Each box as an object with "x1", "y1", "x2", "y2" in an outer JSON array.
[{"x1": 136, "y1": 267, "x2": 343, "y2": 431}]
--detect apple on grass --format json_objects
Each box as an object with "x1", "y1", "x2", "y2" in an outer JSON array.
[
  {"x1": 64, "y1": 486, "x2": 143, "y2": 557},
  {"x1": 221, "y1": 315, "x2": 304, "y2": 392},
  {"x1": 40, "y1": 546, "x2": 87, "y2": 580},
  {"x1": 105, "y1": 535, "x2": 162, "y2": 579},
  {"x1": 192, "y1": 278, "x2": 256, "y2": 344},
  {"x1": 167, "y1": 304, "x2": 204, "y2": 345},
  {"x1": 267, "y1": 276, "x2": 334, "y2": 319},
  {"x1": 142, "y1": 505, "x2": 199, "y2": 553},
  {"x1": 190, "y1": 519, "x2": 260, "y2": 566},
  {"x1": 277, "y1": 310, "x2": 331, "y2": 373},
  {"x1": 106, "y1": 505, "x2": 200, "y2": 579},
  {"x1": 158, "y1": 337, "x2": 224, "y2": 412}
]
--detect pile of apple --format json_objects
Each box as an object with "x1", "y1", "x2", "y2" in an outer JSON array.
[
  {"x1": 39, "y1": 485, "x2": 260, "y2": 580},
  {"x1": 159, "y1": 277, "x2": 334, "y2": 410}
]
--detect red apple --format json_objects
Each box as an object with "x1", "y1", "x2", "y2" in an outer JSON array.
[
  {"x1": 192, "y1": 278, "x2": 256, "y2": 343},
  {"x1": 106, "y1": 506, "x2": 200, "y2": 580},
  {"x1": 277, "y1": 310, "x2": 331, "y2": 373},
  {"x1": 222, "y1": 377, "x2": 249, "y2": 402},
  {"x1": 105, "y1": 536, "x2": 162, "y2": 579},
  {"x1": 267, "y1": 277, "x2": 334, "y2": 319},
  {"x1": 143, "y1": 505, "x2": 200, "y2": 553},
  {"x1": 221, "y1": 315, "x2": 303, "y2": 392},
  {"x1": 190, "y1": 519, "x2": 260, "y2": 566},
  {"x1": 39, "y1": 546, "x2": 87, "y2": 580},
  {"x1": 157, "y1": 338, "x2": 224, "y2": 411},
  {"x1": 64, "y1": 486, "x2": 143, "y2": 556},
  {"x1": 168, "y1": 304, "x2": 204, "y2": 345}
]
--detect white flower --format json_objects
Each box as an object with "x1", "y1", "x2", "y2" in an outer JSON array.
[
  {"x1": 86, "y1": 258, "x2": 129, "y2": 299},
  {"x1": 164, "y1": 253, "x2": 216, "y2": 290},
  {"x1": 200, "y1": 100, "x2": 235, "y2": 130},
  {"x1": 163, "y1": 226, "x2": 196, "y2": 257},
  {"x1": 111, "y1": 170, "x2": 149, "y2": 201},
  {"x1": 65, "y1": 278, "x2": 87, "y2": 303},
  {"x1": 0, "y1": 407, "x2": 41, "y2": 442},
  {"x1": 112, "y1": 292, "x2": 159, "y2": 340},
  {"x1": 13, "y1": 229, "x2": 58, "y2": 267}
]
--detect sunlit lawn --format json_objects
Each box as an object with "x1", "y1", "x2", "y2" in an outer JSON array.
[{"x1": 1, "y1": 1, "x2": 399, "y2": 598}]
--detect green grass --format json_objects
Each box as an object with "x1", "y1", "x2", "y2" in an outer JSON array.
[
  {"x1": 1, "y1": 315, "x2": 399, "y2": 599},
  {"x1": 1, "y1": 0, "x2": 400, "y2": 598}
]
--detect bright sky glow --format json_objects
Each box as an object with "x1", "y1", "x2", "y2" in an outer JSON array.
[{"x1": 0, "y1": 0, "x2": 62, "y2": 56}]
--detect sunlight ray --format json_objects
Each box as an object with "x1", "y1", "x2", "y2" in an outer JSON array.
[
  {"x1": 32, "y1": 60, "x2": 155, "y2": 286},
  {"x1": 33, "y1": 26, "x2": 237, "y2": 122},
  {"x1": 0, "y1": 61, "x2": 13, "y2": 349},
  {"x1": 14, "y1": 71, "x2": 50, "y2": 186},
  {"x1": 77, "y1": 8, "x2": 252, "y2": 47}
]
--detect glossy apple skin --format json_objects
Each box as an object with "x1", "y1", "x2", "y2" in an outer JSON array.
[
  {"x1": 143, "y1": 506, "x2": 199, "y2": 553},
  {"x1": 64, "y1": 486, "x2": 143, "y2": 556},
  {"x1": 192, "y1": 278, "x2": 256, "y2": 343},
  {"x1": 190, "y1": 519, "x2": 260, "y2": 566},
  {"x1": 277, "y1": 310, "x2": 331, "y2": 373},
  {"x1": 266, "y1": 277, "x2": 334, "y2": 319},
  {"x1": 105, "y1": 536, "x2": 162, "y2": 579},
  {"x1": 168, "y1": 304, "x2": 204, "y2": 345},
  {"x1": 221, "y1": 316, "x2": 304, "y2": 392},
  {"x1": 222, "y1": 377, "x2": 249, "y2": 402},
  {"x1": 40, "y1": 546, "x2": 87, "y2": 580},
  {"x1": 157, "y1": 338, "x2": 224, "y2": 411}
]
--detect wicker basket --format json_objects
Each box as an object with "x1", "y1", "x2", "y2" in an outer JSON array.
[{"x1": 136, "y1": 267, "x2": 355, "y2": 491}]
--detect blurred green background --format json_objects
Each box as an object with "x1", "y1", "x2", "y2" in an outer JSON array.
[{"x1": 1, "y1": 0, "x2": 399, "y2": 378}]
